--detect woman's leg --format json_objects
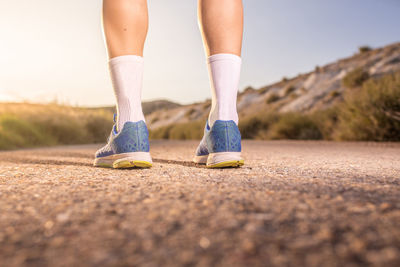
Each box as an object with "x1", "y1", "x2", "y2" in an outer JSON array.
[
  {"x1": 198, "y1": 0, "x2": 243, "y2": 57},
  {"x1": 194, "y1": 0, "x2": 244, "y2": 167},
  {"x1": 103, "y1": 0, "x2": 148, "y2": 58},
  {"x1": 198, "y1": 0, "x2": 244, "y2": 127},
  {"x1": 103, "y1": 0, "x2": 148, "y2": 130},
  {"x1": 94, "y1": 0, "x2": 152, "y2": 169}
]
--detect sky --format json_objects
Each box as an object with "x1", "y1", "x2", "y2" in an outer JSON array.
[{"x1": 0, "y1": 0, "x2": 399, "y2": 106}]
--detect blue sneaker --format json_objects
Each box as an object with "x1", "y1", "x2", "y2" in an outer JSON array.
[
  {"x1": 193, "y1": 120, "x2": 244, "y2": 168},
  {"x1": 94, "y1": 117, "x2": 152, "y2": 169}
]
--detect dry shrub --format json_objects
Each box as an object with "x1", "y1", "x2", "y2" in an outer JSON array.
[
  {"x1": 334, "y1": 71, "x2": 400, "y2": 141},
  {"x1": 239, "y1": 113, "x2": 279, "y2": 139},
  {"x1": 0, "y1": 103, "x2": 113, "y2": 150},
  {"x1": 264, "y1": 113, "x2": 322, "y2": 140},
  {"x1": 284, "y1": 86, "x2": 296, "y2": 96},
  {"x1": 359, "y1": 46, "x2": 372, "y2": 53},
  {"x1": 266, "y1": 93, "x2": 280, "y2": 104},
  {"x1": 342, "y1": 67, "x2": 370, "y2": 88}
]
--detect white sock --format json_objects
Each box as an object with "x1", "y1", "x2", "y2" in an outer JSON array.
[
  {"x1": 207, "y1": 53, "x2": 242, "y2": 127},
  {"x1": 109, "y1": 55, "x2": 145, "y2": 132}
]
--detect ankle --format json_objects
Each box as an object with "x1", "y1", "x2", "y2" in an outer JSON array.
[
  {"x1": 209, "y1": 106, "x2": 238, "y2": 127},
  {"x1": 117, "y1": 107, "x2": 145, "y2": 131}
]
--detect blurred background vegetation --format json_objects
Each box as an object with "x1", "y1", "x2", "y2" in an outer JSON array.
[
  {"x1": 1, "y1": 65, "x2": 399, "y2": 150},
  {"x1": 150, "y1": 71, "x2": 400, "y2": 142},
  {"x1": 0, "y1": 104, "x2": 113, "y2": 150}
]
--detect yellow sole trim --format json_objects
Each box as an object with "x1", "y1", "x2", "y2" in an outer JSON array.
[
  {"x1": 113, "y1": 160, "x2": 153, "y2": 169},
  {"x1": 95, "y1": 163, "x2": 113, "y2": 168},
  {"x1": 207, "y1": 160, "x2": 244, "y2": 169}
]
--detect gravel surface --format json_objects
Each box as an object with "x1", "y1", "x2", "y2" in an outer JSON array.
[{"x1": 0, "y1": 140, "x2": 399, "y2": 267}]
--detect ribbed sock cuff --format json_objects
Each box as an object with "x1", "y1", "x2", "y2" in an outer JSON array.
[
  {"x1": 109, "y1": 55, "x2": 144, "y2": 66},
  {"x1": 207, "y1": 53, "x2": 242, "y2": 64}
]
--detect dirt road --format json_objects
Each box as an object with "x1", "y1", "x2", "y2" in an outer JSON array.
[{"x1": 0, "y1": 141, "x2": 399, "y2": 267}]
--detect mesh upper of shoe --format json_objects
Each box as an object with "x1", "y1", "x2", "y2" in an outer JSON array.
[
  {"x1": 195, "y1": 120, "x2": 241, "y2": 156},
  {"x1": 95, "y1": 120, "x2": 149, "y2": 158}
]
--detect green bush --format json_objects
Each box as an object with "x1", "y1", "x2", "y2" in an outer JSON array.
[{"x1": 342, "y1": 68, "x2": 370, "y2": 88}]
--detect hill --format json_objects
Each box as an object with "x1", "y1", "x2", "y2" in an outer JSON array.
[
  {"x1": 145, "y1": 42, "x2": 400, "y2": 130},
  {"x1": 1, "y1": 43, "x2": 399, "y2": 150}
]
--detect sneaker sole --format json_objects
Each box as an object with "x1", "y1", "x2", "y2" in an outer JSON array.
[
  {"x1": 113, "y1": 159, "x2": 153, "y2": 169},
  {"x1": 207, "y1": 159, "x2": 244, "y2": 168},
  {"x1": 193, "y1": 155, "x2": 208, "y2": 164},
  {"x1": 94, "y1": 152, "x2": 152, "y2": 169},
  {"x1": 194, "y1": 152, "x2": 244, "y2": 168}
]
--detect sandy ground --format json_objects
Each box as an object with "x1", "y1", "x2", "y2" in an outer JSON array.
[{"x1": 0, "y1": 140, "x2": 399, "y2": 267}]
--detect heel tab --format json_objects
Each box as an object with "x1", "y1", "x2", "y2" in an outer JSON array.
[
  {"x1": 211, "y1": 120, "x2": 237, "y2": 129},
  {"x1": 121, "y1": 120, "x2": 147, "y2": 131}
]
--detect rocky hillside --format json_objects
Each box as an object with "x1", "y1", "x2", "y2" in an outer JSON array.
[{"x1": 146, "y1": 42, "x2": 400, "y2": 130}]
